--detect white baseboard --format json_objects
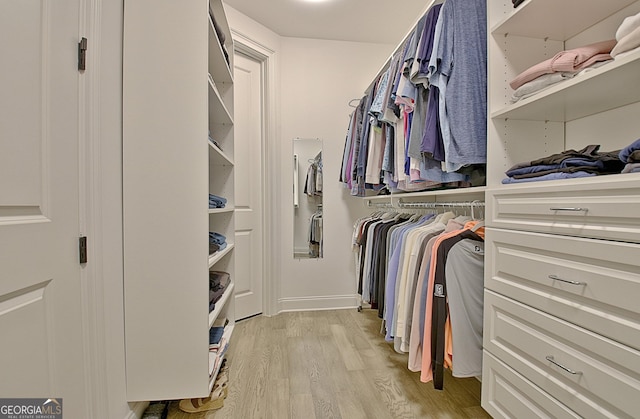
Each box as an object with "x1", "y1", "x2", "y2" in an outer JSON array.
[
  {"x1": 278, "y1": 294, "x2": 359, "y2": 312},
  {"x1": 124, "y1": 401, "x2": 149, "y2": 419}
]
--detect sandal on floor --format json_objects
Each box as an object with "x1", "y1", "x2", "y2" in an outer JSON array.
[{"x1": 178, "y1": 379, "x2": 226, "y2": 413}]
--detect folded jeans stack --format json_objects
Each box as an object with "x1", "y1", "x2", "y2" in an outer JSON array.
[
  {"x1": 209, "y1": 232, "x2": 227, "y2": 255},
  {"x1": 209, "y1": 194, "x2": 227, "y2": 209},
  {"x1": 619, "y1": 138, "x2": 640, "y2": 173},
  {"x1": 502, "y1": 144, "x2": 626, "y2": 184}
]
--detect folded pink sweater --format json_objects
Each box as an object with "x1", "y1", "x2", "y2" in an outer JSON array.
[{"x1": 510, "y1": 39, "x2": 616, "y2": 90}]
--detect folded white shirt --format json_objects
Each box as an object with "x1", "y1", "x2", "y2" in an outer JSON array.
[
  {"x1": 616, "y1": 11, "x2": 640, "y2": 41},
  {"x1": 612, "y1": 25, "x2": 640, "y2": 57}
]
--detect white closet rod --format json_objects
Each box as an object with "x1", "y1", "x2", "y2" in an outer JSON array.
[
  {"x1": 397, "y1": 200, "x2": 485, "y2": 209},
  {"x1": 366, "y1": 201, "x2": 395, "y2": 208}
]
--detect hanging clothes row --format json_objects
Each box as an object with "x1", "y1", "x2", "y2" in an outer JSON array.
[
  {"x1": 339, "y1": 0, "x2": 487, "y2": 197},
  {"x1": 305, "y1": 151, "x2": 323, "y2": 196},
  {"x1": 352, "y1": 200, "x2": 485, "y2": 390},
  {"x1": 308, "y1": 205, "x2": 323, "y2": 258}
]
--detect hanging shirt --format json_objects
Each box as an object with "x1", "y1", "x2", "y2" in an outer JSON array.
[
  {"x1": 446, "y1": 239, "x2": 485, "y2": 378},
  {"x1": 434, "y1": 0, "x2": 487, "y2": 169}
]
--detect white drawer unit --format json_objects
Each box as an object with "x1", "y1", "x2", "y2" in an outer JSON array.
[
  {"x1": 485, "y1": 176, "x2": 640, "y2": 243},
  {"x1": 483, "y1": 0, "x2": 640, "y2": 417},
  {"x1": 485, "y1": 228, "x2": 640, "y2": 351},
  {"x1": 484, "y1": 290, "x2": 640, "y2": 419},
  {"x1": 482, "y1": 351, "x2": 581, "y2": 419}
]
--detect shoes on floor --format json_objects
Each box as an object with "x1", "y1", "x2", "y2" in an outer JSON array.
[{"x1": 178, "y1": 364, "x2": 229, "y2": 413}]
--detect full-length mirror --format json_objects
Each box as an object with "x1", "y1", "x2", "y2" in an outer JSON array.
[{"x1": 293, "y1": 138, "x2": 323, "y2": 259}]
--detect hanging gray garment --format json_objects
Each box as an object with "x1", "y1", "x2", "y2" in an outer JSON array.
[
  {"x1": 407, "y1": 85, "x2": 429, "y2": 160},
  {"x1": 445, "y1": 239, "x2": 485, "y2": 378}
]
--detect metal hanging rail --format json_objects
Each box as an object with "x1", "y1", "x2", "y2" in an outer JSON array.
[
  {"x1": 396, "y1": 200, "x2": 485, "y2": 209},
  {"x1": 366, "y1": 201, "x2": 395, "y2": 208}
]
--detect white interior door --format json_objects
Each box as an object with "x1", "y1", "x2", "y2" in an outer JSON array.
[
  {"x1": 0, "y1": 1, "x2": 87, "y2": 416},
  {"x1": 234, "y1": 52, "x2": 264, "y2": 320}
]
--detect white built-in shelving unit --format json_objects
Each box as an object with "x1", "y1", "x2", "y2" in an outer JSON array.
[
  {"x1": 482, "y1": 1, "x2": 640, "y2": 417},
  {"x1": 122, "y1": 0, "x2": 235, "y2": 402}
]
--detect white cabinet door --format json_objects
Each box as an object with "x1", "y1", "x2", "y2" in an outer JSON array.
[{"x1": 0, "y1": 0, "x2": 87, "y2": 416}]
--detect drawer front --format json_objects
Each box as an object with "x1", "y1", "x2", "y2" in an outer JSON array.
[
  {"x1": 484, "y1": 290, "x2": 640, "y2": 419},
  {"x1": 485, "y1": 228, "x2": 640, "y2": 350},
  {"x1": 482, "y1": 351, "x2": 580, "y2": 419},
  {"x1": 486, "y1": 177, "x2": 640, "y2": 242}
]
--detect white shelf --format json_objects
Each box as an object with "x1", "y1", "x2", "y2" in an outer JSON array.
[
  {"x1": 208, "y1": 243, "x2": 234, "y2": 268},
  {"x1": 208, "y1": 14, "x2": 233, "y2": 84},
  {"x1": 491, "y1": 0, "x2": 636, "y2": 40},
  {"x1": 209, "y1": 139, "x2": 234, "y2": 166},
  {"x1": 496, "y1": 173, "x2": 640, "y2": 190},
  {"x1": 392, "y1": 186, "x2": 487, "y2": 200},
  {"x1": 208, "y1": 283, "x2": 235, "y2": 328},
  {"x1": 491, "y1": 50, "x2": 640, "y2": 122},
  {"x1": 208, "y1": 207, "x2": 234, "y2": 214},
  {"x1": 209, "y1": 78, "x2": 233, "y2": 125}
]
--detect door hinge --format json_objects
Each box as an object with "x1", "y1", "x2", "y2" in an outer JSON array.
[
  {"x1": 78, "y1": 37, "x2": 88, "y2": 71},
  {"x1": 79, "y1": 236, "x2": 88, "y2": 264}
]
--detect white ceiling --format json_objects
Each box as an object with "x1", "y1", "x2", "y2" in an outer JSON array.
[{"x1": 224, "y1": 0, "x2": 430, "y2": 44}]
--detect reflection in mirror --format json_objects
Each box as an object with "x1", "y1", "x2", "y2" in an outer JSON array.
[{"x1": 293, "y1": 138, "x2": 323, "y2": 259}]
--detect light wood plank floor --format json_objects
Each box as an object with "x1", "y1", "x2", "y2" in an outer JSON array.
[{"x1": 167, "y1": 309, "x2": 491, "y2": 419}]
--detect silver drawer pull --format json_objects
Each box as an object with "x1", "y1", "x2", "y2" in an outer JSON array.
[
  {"x1": 546, "y1": 356, "x2": 581, "y2": 375},
  {"x1": 549, "y1": 207, "x2": 587, "y2": 212},
  {"x1": 548, "y1": 275, "x2": 584, "y2": 286}
]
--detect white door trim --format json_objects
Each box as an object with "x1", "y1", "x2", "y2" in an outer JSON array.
[
  {"x1": 231, "y1": 30, "x2": 280, "y2": 316},
  {"x1": 79, "y1": 0, "x2": 126, "y2": 417},
  {"x1": 78, "y1": 0, "x2": 108, "y2": 416}
]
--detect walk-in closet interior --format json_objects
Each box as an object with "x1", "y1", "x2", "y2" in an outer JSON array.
[{"x1": 2, "y1": 0, "x2": 640, "y2": 418}]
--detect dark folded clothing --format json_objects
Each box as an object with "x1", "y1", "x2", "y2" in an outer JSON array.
[
  {"x1": 507, "y1": 145, "x2": 625, "y2": 179},
  {"x1": 628, "y1": 150, "x2": 640, "y2": 163},
  {"x1": 210, "y1": 271, "x2": 230, "y2": 286},
  {"x1": 209, "y1": 243, "x2": 220, "y2": 255},
  {"x1": 513, "y1": 0, "x2": 525, "y2": 7},
  {"x1": 209, "y1": 301, "x2": 215, "y2": 312},
  {"x1": 209, "y1": 326, "x2": 224, "y2": 345},
  {"x1": 503, "y1": 171, "x2": 596, "y2": 184},
  {"x1": 509, "y1": 145, "x2": 599, "y2": 170},
  {"x1": 210, "y1": 271, "x2": 231, "y2": 303},
  {"x1": 512, "y1": 165, "x2": 606, "y2": 179},
  {"x1": 506, "y1": 164, "x2": 559, "y2": 177}
]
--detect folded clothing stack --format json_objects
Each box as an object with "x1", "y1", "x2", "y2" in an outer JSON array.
[
  {"x1": 209, "y1": 271, "x2": 231, "y2": 312},
  {"x1": 512, "y1": 0, "x2": 525, "y2": 8},
  {"x1": 612, "y1": 11, "x2": 640, "y2": 58},
  {"x1": 619, "y1": 138, "x2": 640, "y2": 173},
  {"x1": 209, "y1": 193, "x2": 227, "y2": 209},
  {"x1": 502, "y1": 144, "x2": 626, "y2": 184},
  {"x1": 209, "y1": 232, "x2": 227, "y2": 255},
  {"x1": 509, "y1": 39, "x2": 615, "y2": 103}
]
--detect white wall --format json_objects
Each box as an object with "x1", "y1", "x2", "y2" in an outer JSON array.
[
  {"x1": 226, "y1": 6, "x2": 395, "y2": 312},
  {"x1": 278, "y1": 37, "x2": 393, "y2": 311}
]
